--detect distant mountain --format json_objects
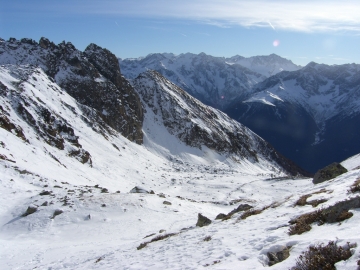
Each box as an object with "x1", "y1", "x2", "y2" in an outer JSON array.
[
  {"x1": 225, "y1": 53, "x2": 301, "y2": 77},
  {"x1": 225, "y1": 62, "x2": 360, "y2": 172},
  {"x1": 119, "y1": 53, "x2": 300, "y2": 109}
]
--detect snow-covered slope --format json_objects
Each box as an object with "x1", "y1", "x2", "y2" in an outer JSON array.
[
  {"x1": 226, "y1": 62, "x2": 360, "y2": 173},
  {"x1": 225, "y1": 53, "x2": 301, "y2": 77},
  {"x1": 0, "y1": 64, "x2": 359, "y2": 268},
  {"x1": 133, "y1": 70, "x2": 307, "y2": 177},
  {"x1": 120, "y1": 53, "x2": 298, "y2": 109}
]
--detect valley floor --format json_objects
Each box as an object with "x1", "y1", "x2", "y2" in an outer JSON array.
[{"x1": 1, "y1": 151, "x2": 360, "y2": 269}]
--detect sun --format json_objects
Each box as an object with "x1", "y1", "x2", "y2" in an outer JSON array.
[{"x1": 273, "y1": 40, "x2": 280, "y2": 47}]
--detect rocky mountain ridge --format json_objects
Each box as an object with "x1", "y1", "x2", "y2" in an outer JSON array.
[
  {"x1": 0, "y1": 37, "x2": 144, "y2": 143},
  {"x1": 120, "y1": 52, "x2": 300, "y2": 109},
  {"x1": 133, "y1": 70, "x2": 308, "y2": 176}
]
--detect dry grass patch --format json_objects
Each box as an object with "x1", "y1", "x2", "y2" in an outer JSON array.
[
  {"x1": 348, "y1": 178, "x2": 360, "y2": 194},
  {"x1": 294, "y1": 192, "x2": 328, "y2": 208},
  {"x1": 289, "y1": 196, "x2": 360, "y2": 235},
  {"x1": 307, "y1": 198, "x2": 328, "y2": 207},
  {"x1": 137, "y1": 232, "x2": 178, "y2": 250},
  {"x1": 240, "y1": 209, "x2": 263, "y2": 220},
  {"x1": 237, "y1": 203, "x2": 277, "y2": 221},
  {"x1": 293, "y1": 241, "x2": 355, "y2": 270},
  {"x1": 288, "y1": 209, "x2": 324, "y2": 235},
  {"x1": 295, "y1": 194, "x2": 312, "y2": 206}
]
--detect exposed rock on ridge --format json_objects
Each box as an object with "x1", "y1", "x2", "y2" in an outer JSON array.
[
  {"x1": 133, "y1": 70, "x2": 309, "y2": 176},
  {"x1": 0, "y1": 37, "x2": 143, "y2": 143}
]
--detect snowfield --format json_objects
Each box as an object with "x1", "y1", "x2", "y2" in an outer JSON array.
[{"x1": 1, "y1": 64, "x2": 360, "y2": 269}]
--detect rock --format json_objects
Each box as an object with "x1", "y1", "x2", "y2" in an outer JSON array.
[
  {"x1": 41, "y1": 201, "x2": 48, "y2": 206},
  {"x1": 130, "y1": 186, "x2": 150, "y2": 194},
  {"x1": 228, "y1": 204, "x2": 253, "y2": 216},
  {"x1": 51, "y1": 209, "x2": 63, "y2": 219},
  {"x1": 267, "y1": 246, "x2": 290, "y2": 266},
  {"x1": 39, "y1": 190, "x2": 52, "y2": 196},
  {"x1": 313, "y1": 162, "x2": 348, "y2": 184},
  {"x1": 22, "y1": 205, "x2": 37, "y2": 216},
  {"x1": 101, "y1": 188, "x2": 109, "y2": 193},
  {"x1": 159, "y1": 229, "x2": 166, "y2": 233},
  {"x1": 217, "y1": 204, "x2": 253, "y2": 220},
  {"x1": 196, "y1": 213, "x2": 212, "y2": 227},
  {"x1": 215, "y1": 213, "x2": 227, "y2": 220},
  {"x1": 163, "y1": 201, "x2": 172, "y2": 205}
]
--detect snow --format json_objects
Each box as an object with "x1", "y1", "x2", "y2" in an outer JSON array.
[
  {"x1": 244, "y1": 64, "x2": 360, "y2": 129},
  {"x1": 1, "y1": 64, "x2": 360, "y2": 269},
  {"x1": 341, "y1": 153, "x2": 360, "y2": 170}
]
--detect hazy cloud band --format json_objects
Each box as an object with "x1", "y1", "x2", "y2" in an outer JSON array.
[{"x1": 15, "y1": 0, "x2": 360, "y2": 33}]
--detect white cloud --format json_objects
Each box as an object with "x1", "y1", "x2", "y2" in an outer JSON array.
[{"x1": 77, "y1": 0, "x2": 360, "y2": 33}]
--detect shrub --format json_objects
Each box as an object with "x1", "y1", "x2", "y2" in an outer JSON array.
[
  {"x1": 293, "y1": 241, "x2": 355, "y2": 270},
  {"x1": 288, "y1": 209, "x2": 324, "y2": 235},
  {"x1": 240, "y1": 209, "x2": 263, "y2": 220},
  {"x1": 307, "y1": 199, "x2": 328, "y2": 207},
  {"x1": 295, "y1": 194, "x2": 312, "y2": 206},
  {"x1": 289, "y1": 197, "x2": 359, "y2": 235}
]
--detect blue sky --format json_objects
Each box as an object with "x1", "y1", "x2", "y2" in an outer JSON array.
[{"x1": 1, "y1": 0, "x2": 360, "y2": 66}]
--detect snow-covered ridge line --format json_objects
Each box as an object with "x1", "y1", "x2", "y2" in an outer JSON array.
[{"x1": 119, "y1": 52, "x2": 300, "y2": 109}]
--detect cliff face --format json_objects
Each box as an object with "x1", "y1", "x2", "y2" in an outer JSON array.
[{"x1": 0, "y1": 37, "x2": 143, "y2": 143}]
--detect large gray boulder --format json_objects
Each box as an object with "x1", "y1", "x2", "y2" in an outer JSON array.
[
  {"x1": 313, "y1": 162, "x2": 347, "y2": 184},
  {"x1": 196, "y1": 213, "x2": 212, "y2": 227}
]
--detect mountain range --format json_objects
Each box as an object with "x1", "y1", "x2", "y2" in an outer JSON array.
[
  {"x1": 119, "y1": 53, "x2": 300, "y2": 110},
  {"x1": 120, "y1": 52, "x2": 360, "y2": 173}
]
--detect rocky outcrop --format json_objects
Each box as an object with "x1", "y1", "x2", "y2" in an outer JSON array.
[
  {"x1": 0, "y1": 37, "x2": 143, "y2": 143},
  {"x1": 313, "y1": 162, "x2": 348, "y2": 184},
  {"x1": 196, "y1": 213, "x2": 212, "y2": 227},
  {"x1": 0, "y1": 65, "x2": 92, "y2": 166}
]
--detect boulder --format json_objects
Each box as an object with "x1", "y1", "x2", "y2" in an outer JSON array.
[
  {"x1": 196, "y1": 213, "x2": 212, "y2": 227},
  {"x1": 51, "y1": 209, "x2": 63, "y2": 219},
  {"x1": 313, "y1": 162, "x2": 347, "y2": 184},
  {"x1": 215, "y1": 213, "x2": 227, "y2": 220},
  {"x1": 267, "y1": 246, "x2": 290, "y2": 266},
  {"x1": 22, "y1": 205, "x2": 37, "y2": 216},
  {"x1": 130, "y1": 186, "x2": 150, "y2": 194}
]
